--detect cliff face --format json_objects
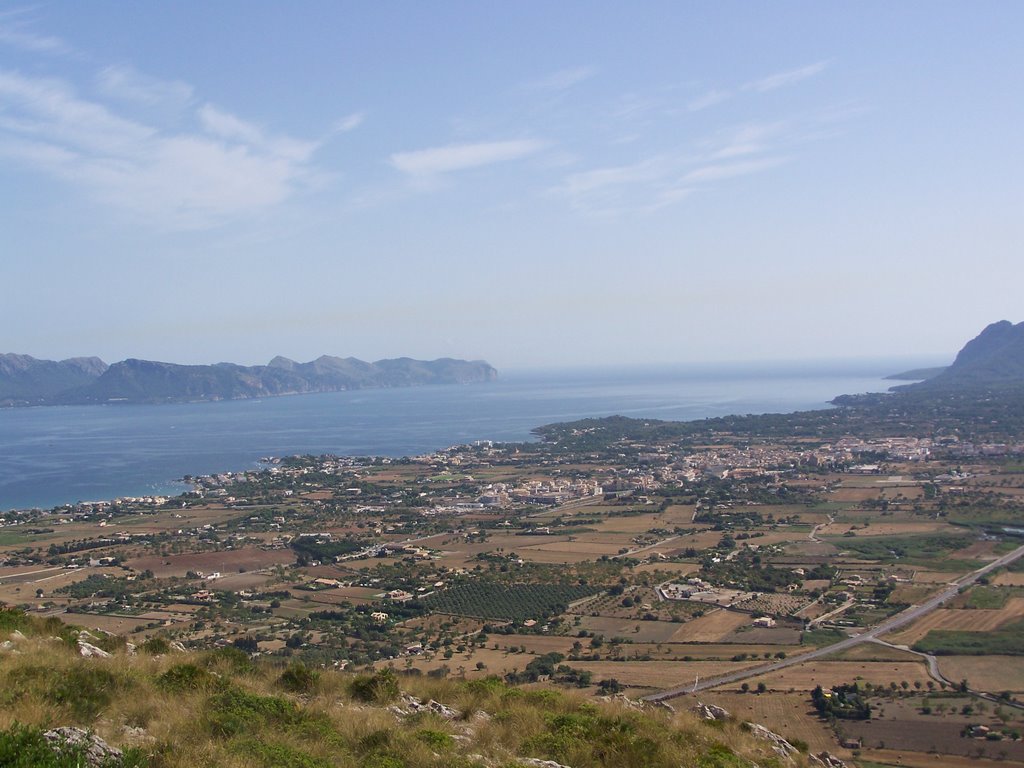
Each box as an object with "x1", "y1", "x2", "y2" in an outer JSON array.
[{"x1": 0, "y1": 354, "x2": 497, "y2": 406}]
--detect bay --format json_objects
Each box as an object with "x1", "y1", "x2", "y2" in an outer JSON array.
[{"x1": 0, "y1": 360, "x2": 930, "y2": 511}]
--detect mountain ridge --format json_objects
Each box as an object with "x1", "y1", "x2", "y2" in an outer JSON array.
[
  {"x1": 893, "y1": 320, "x2": 1024, "y2": 392},
  {"x1": 0, "y1": 354, "x2": 497, "y2": 406}
]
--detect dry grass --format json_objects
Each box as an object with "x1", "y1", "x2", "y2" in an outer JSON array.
[
  {"x1": 668, "y1": 610, "x2": 751, "y2": 643},
  {"x1": 934, "y1": 655, "x2": 1024, "y2": 694},
  {"x1": 735, "y1": 660, "x2": 932, "y2": 692},
  {"x1": 0, "y1": 609, "x2": 831, "y2": 768},
  {"x1": 699, "y1": 691, "x2": 849, "y2": 758},
  {"x1": 885, "y1": 599, "x2": 1024, "y2": 645}
]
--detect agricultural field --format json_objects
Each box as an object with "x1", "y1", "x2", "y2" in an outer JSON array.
[
  {"x1": 700, "y1": 691, "x2": 850, "y2": 758},
  {"x1": 3, "y1": 420, "x2": 1024, "y2": 768},
  {"x1": 935, "y1": 655, "x2": 1024, "y2": 694},
  {"x1": 885, "y1": 598, "x2": 1024, "y2": 646},
  {"x1": 734, "y1": 660, "x2": 933, "y2": 692},
  {"x1": 838, "y1": 696, "x2": 1024, "y2": 762},
  {"x1": 420, "y1": 582, "x2": 599, "y2": 621}
]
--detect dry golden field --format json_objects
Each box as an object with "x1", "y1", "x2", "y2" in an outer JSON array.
[
  {"x1": 573, "y1": 659, "x2": 760, "y2": 689},
  {"x1": 733, "y1": 660, "x2": 932, "y2": 691},
  {"x1": 935, "y1": 655, "x2": 1024, "y2": 694},
  {"x1": 699, "y1": 691, "x2": 849, "y2": 758},
  {"x1": 885, "y1": 599, "x2": 1024, "y2": 645},
  {"x1": 858, "y1": 748, "x2": 1024, "y2": 768},
  {"x1": 827, "y1": 643, "x2": 923, "y2": 663},
  {"x1": 668, "y1": 609, "x2": 751, "y2": 642},
  {"x1": 995, "y1": 572, "x2": 1024, "y2": 586},
  {"x1": 126, "y1": 547, "x2": 289, "y2": 578},
  {"x1": 819, "y1": 521, "x2": 950, "y2": 537}
]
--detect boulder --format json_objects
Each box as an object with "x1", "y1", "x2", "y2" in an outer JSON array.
[
  {"x1": 389, "y1": 693, "x2": 461, "y2": 720},
  {"x1": 693, "y1": 702, "x2": 730, "y2": 721},
  {"x1": 78, "y1": 641, "x2": 112, "y2": 659}
]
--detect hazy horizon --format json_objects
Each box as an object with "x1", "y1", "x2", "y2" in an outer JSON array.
[{"x1": 2, "y1": 2, "x2": 1022, "y2": 367}]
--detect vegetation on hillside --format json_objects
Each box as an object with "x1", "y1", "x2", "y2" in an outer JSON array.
[{"x1": 0, "y1": 607, "x2": 813, "y2": 768}]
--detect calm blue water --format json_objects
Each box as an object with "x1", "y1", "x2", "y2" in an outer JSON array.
[{"x1": 0, "y1": 361, "x2": 927, "y2": 511}]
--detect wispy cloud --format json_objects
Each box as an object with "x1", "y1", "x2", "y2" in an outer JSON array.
[
  {"x1": 525, "y1": 66, "x2": 596, "y2": 92},
  {"x1": 96, "y1": 65, "x2": 194, "y2": 108},
  {"x1": 551, "y1": 121, "x2": 798, "y2": 215},
  {"x1": 744, "y1": 61, "x2": 827, "y2": 93},
  {"x1": 0, "y1": 69, "x2": 323, "y2": 229},
  {"x1": 333, "y1": 111, "x2": 365, "y2": 133},
  {"x1": 389, "y1": 139, "x2": 546, "y2": 176},
  {"x1": 687, "y1": 89, "x2": 731, "y2": 113},
  {"x1": 681, "y1": 156, "x2": 786, "y2": 184},
  {"x1": 0, "y1": 8, "x2": 71, "y2": 55}
]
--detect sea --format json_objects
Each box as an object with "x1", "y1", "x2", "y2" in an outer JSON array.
[{"x1": 0, "y1": 360, "x2": 934, "y2": 512}]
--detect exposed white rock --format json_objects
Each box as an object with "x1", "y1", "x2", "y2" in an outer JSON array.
[
  {"x1": 693, "y1": 702, "x2": 730, "y2": 721},
  {"x1": 77, "y1": 641, "x2": 112, "y2": 659},
  {"x1": 810, "y1": 752, "x2": 848, "y2": 768},
  {"x1": 43, "y1": 727, "x2": 123, "y2": 768},
  {"x1": 389, "y1": 693, "x2": 462, "y2": 720},
  {"x1": 745, "y1": 722, "x2": 798, "y2": 759},
  {"x1": 516, "y1": 759, "x2": 573, "y2": 768}
]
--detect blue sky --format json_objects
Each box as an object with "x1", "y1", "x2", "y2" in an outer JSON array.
[{"x1": 1, "y1": 1, "x2": 1021, "y2": 369}]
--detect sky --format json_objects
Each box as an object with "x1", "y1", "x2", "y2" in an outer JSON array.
[{"x1": 1, "y1": 1, "x2": 1022, "y2": 370}]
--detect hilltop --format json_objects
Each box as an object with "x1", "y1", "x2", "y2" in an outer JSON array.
[
  {"x1": 0, "y1": 354, "x2": 497, "y2": 407},
  {"x1": 894, "y1": 320, "x2": 1024, "y2": 392},
  {"x1": 0, "y1": 608, "x2": 824, "y2": 768}
]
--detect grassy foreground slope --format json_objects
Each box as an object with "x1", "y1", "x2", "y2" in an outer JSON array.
[{"x1": 0, "y1": 608, "x2": 812, "y2": 768}]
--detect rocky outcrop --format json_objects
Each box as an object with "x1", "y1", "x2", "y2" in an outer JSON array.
[
  {"x1": 746, "y1": 721, "x2": 799, "y2": 760},
  {"x1": 43, "y1": 727, "x2": 123, "y2": 768},
  {"x1": 810, "y1": 752, "x2": 848, "y2": 768},
  {"x1": 78, "y1": 640, "x2": 112, "y2": 659},
  {"x1": 693, "y1": 701, "x2": 731, "y2": 721},
  {"x1": 389, "y1": 693, "x2": 462, "y2": 720}
]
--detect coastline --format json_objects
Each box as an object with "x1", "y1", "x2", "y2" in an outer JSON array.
[{"x1": 0, "y1": 363, "x2": 917, "y2": 513}]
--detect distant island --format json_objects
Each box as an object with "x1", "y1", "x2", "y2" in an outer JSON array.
[{"x1": 0, "y1": 354, "x2": 498, "y2": 407}]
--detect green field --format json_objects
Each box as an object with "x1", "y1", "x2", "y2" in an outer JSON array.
[
  {"x1": 421, "y1": 583, "x2": 600, "y2": 622},
  {"x1": 826, "y1": 533, "x2": 974, "y2": 564},
  {"x1": 913, "y1": 618, "x2": 1024, "y2": 656}
]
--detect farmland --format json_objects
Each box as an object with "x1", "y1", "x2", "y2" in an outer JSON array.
[
  {"x1": 420, "y1": 582, "x2": 598, "y2": 622},
  {"x1": 4, "y1": 407, "x2": 1024, "y2": 767}
]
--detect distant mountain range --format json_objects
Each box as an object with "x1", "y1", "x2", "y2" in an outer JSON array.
[
  {"x1": 890, "y1": 320, "x2": 1024, "y2": 392},
  {"x1": 0, "y1": 354, "x2": 498, "y2": 406}
]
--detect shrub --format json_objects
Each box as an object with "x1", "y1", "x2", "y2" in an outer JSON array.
[
  {"x1": 229, "y1": 738, "x2": 331, "y2": 768},
  {"x1": 140, "y1": 636, "x2": 171, "y2": 655},
  {"x1": 204, "y1": 688, "x2": 303, "y2": 737},
  {"x1": 415, "y1": 728, "x2": 453, "y2": 750},
  {"x1": 0, "y1": 608, "x2": 31, "y2": 634},
  {"x1": 157, "y1": 663, "x2": 217, "y2": 693},
  {"x1": 207, "y1": 645, "x2": 256, "y2": 674},
  {"x1": 9, "y1": 665, "x2": 124, "y2": 721},
  {"x1": 349, "y1": 669, "x2": 399, "y2": 703},
  {"x1": 279, "y1": 662, "x2": 319, "y2": 694}
]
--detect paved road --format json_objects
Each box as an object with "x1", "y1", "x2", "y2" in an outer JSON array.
[{"x1": 643, "y1": 541, "x2": 1024, "y2": 701}]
